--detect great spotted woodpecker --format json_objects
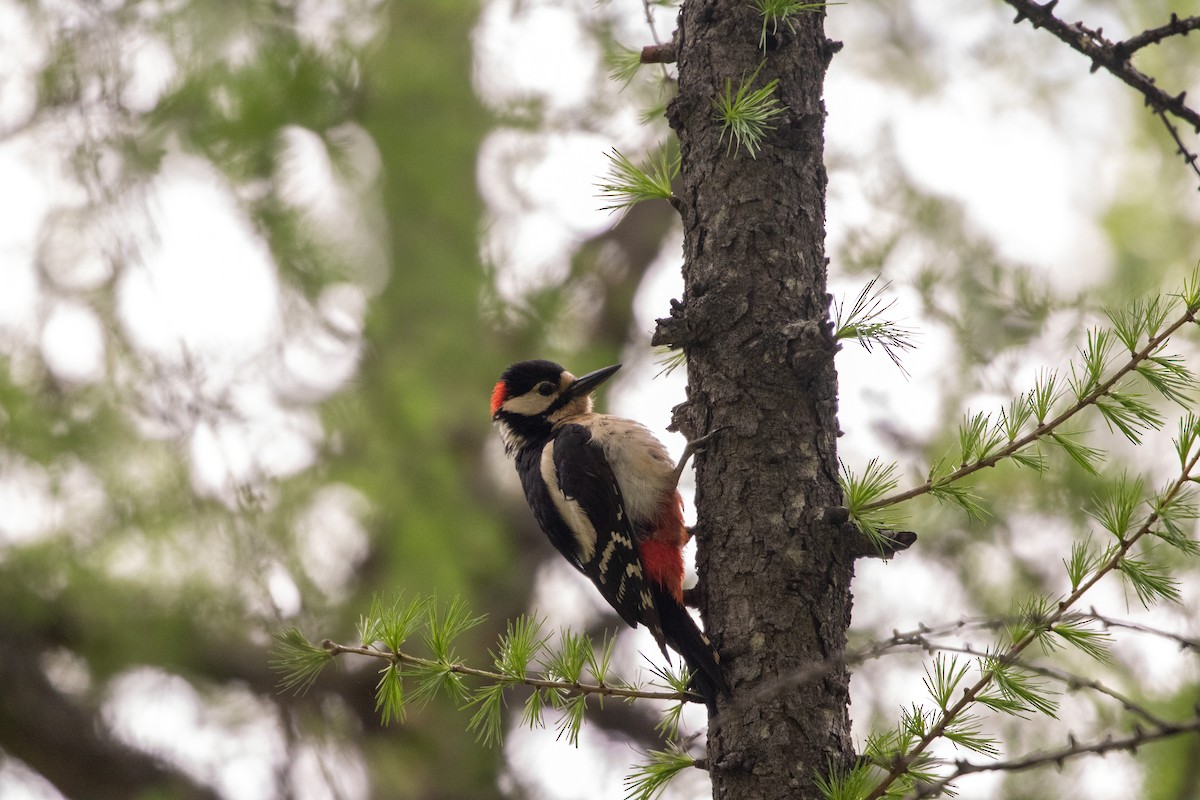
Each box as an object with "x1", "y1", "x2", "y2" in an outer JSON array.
[{"x1": 491, "y1": 359, "x2": 727, "y2": 707}]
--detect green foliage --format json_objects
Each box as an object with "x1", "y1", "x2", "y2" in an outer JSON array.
[
  {"x1": 1030, "y1": 369, "x2": 1061, "y2": 424},
  {"x1": 653, "y1": 345, "x2": 689, "y2": 378},
  {"x1": 466, "y1": 681, "x2": 508, "y2": 747},
  {"x1": 923, "y1": 654, "x2": 969, "y2": 710},
  {"x1": 646, "y1": 660, "x2": 695, "y2": 741},
  {"x1": 424, "y1": 595, "x2": 487, "y2": 664},
  {"x1": 606, "y1": 43, "x2": 645, "y2": 85},
  {"x1": 597, "y1": 146, "x2": 679, "y2": 211},
  {"x1": 409, "y1": 597, "x2": 487, "y2": 709},
  {"x1": 1181, "y1": 269, "x2": 1200, "y2": 311},
  {"x1": 493, "y1": 614, "x2": 549, "y2": 681},
  {"x1": 270, "y1": 628, "x2": 333, "y2": 695},
  {"x1": 836, "y1": 279, "x2": 1200, "y2": 796},
  {"x1": 752, "y1": 0, "x2": 841, "y2": 51},
  {"x1": 1095, "y1": 391, "x2": 1164, "y2": 444},
  {"x1": 956, "y1": 411, "x2": 1006, "y2": 465},
  {"x1": 624, "y1": 746, "x2": 697, "y2": 800},
  {"x1": 1001, "y1": 393, "x2": 1034, "y2": 441},
  {"x1": 1174, "y1": 412, "x2": 1200, "y2": 467},
  {"x1": 1088, "y1": 475, "x2": 1145, "y2": 541},
  {"x1": 1137, "y1": 354, "x2": 1195, "y2": 406},
  {"x1": 360, "y1": 593, "x2": 430, "y2": 651},
  {"x1": 943, "y1": 713, "x2": 1000, "y2": 757},
  {"x1": 1064, "y1": 536, "x2": 1101, "y2": 591},
  {"x1": 1069, "y1": 327, "x2": 1114, "y2": 400},
  {"x1": 1047, "y1": 431, "x2": 1104, "y2": 475},
  {"x1": 1114, "y1": 553, "x2": 1181, "y2": 607},
  {"x1": 814, "y1": 759, "x2": 875, "y2": 800},
  {"x1": 1109, "y1": 296, "x2": 1172, "y2": 353},
  {"x1": 655, "y1": 699, "x2": 687, "y2": 742},
  {"x1": 522, "y1": 685, "x2": 548, "y2": 732},
  {"x1": 713, "y1": 63, "x2": 787, "y2": 157},
  {"x1": 1050, "y1": 619, "x2": 1114, "y2": 663},
  {"x1": 1004, "y1": 595, "x2": 1056, "y2": 652},
  {"x1": 833, "y1": 278, "x2": 917, "y2": 374},
  {"x1": 277, "y1": 593, "x2": 702, "y2": 754},
  {"x1": 376, "y1": 664, "x2": 407, "y2": 725},
  {"x1": 860, "y1": 720, "x2": 938, "y2": 794},
  {"x1": 840, "y1": 458, "x2": 907, "y2": 548},
  {"x1": 411, "y1": 658, "x2": 472, "y2": 708},
  {"x1": 542, "y1": 628, "x2": 591, "y2": 685},
  {"x1": 554, "y1": 693, "x2": 590, "y2": 745},
  {"x1": 980, "y1": 657, "x2": 1059, "y2": 718},
  {"x1": 1151, "y1": 485, "x2": 1200, "y2": 555},
  {"x1": 845, "y1": 282, "x2": 1200, "y2": 530},
  {"x1": 927, "y1": 477, "x2": 988, "y2": 521}
]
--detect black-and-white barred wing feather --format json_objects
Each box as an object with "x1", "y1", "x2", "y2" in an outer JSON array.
[{"x1": 544, "y1": 424, "x2": 665, "y2": 649}]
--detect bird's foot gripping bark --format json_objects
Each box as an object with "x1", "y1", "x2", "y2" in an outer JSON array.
[{"x1": 670, "y1": 426, "x2": 730, "y2": 489}]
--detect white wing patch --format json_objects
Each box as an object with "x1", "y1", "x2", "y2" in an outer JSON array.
[{"x1": 540, "y1": 441, "x2": 598, "y2": 562}]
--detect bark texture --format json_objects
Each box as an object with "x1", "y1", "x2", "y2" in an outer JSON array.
[{"x1": 654, "y1": 2, "x2": 854, "y2": 797}]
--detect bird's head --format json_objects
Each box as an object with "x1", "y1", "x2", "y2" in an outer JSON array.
[{"x1": 490, "y1": 360, "x2": 621, "y2": 453}]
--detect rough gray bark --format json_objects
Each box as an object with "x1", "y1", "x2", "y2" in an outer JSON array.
[{"x1": 654, "y1": 2, "x2": 854, "y2": 797}]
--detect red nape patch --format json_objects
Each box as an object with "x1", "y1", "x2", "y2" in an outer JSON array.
[
  {"x1": 639, "y1": 539, "x2": 685, "y2": 604},
  {"x1": 490, "y1": 382, "x2": 508, "y2": 416}
]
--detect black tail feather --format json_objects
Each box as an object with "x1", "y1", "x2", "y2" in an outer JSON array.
[{"x1": 652, "y1": 585, "x2": 729, "y2": 712}]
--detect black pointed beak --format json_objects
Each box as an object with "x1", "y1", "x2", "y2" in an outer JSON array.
[{"x1": 564, "y1": 363, "x2": 621, "y2": 400}]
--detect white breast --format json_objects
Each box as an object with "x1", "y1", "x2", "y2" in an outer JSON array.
[{"x1": 585, "y1": 414, "x2": 675, "y2": 525}]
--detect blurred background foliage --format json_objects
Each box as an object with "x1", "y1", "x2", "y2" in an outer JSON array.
[{"x1": 0, "y1": 0, "x2": 1198, "y2": 798}]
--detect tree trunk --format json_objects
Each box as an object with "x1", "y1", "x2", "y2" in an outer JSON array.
[{"x1": 655, "y1": 2, "x2": 853, "y2": 797}]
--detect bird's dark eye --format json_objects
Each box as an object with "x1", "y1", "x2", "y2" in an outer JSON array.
[{"x1": 536, "y1": 382, "x2": 556, "y2": 396}]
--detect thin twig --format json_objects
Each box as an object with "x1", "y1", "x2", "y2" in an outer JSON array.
[
  {"x1": 1086, "y1": 609, "x2": 1200, "y2": 651},
  {"x1": 916, "y1": 715, "x2": 1200, "y2": 797},
  {"x1": 705, "y1": 620, "x2": 986, "y2": 737},
  {"x1": 1157, "y1": 109, "x2": 1200, "y2": 191},
  {"x1": 710, "y1": 610, "x2": 1199, "y2": 739},
  {"x1": 1114, "y1": 14, "x2": 1200, "y2": 58}
]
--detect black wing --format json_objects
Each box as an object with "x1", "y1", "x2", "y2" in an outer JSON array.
[{"x1": 548, "y1": 424, "x2": 666, "y2": 650}]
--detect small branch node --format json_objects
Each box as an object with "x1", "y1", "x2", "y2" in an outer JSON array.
[{"x1": 640, "y1": 42, "x2": 677, "y2": 64}]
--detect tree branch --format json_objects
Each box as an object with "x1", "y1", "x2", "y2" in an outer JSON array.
[
  {"x1": 866, "y1": 302, "x2": 1197, "y2": 512},
  {"x1": 916, "y1": 715, "x2": 1200, "y2": 797},
  {"x1": 1002, "y1": 0, "x2": 1200, "y2": 133},
  {"x1": 864, "y1": 443, "x2": 1200, "y2": 799},
  {"x1": 320, "y1": 639, "x2": 698, "y2": 703},
  {"x1": 1114, "y1": 14, "x2": 1200, "y2": 58},
  {"x1": 641, "y1": 43, "x2": 678, "y2": 64},
  {"x1": 713, "y1": 609, "x2": 1200, "y2": 740}
]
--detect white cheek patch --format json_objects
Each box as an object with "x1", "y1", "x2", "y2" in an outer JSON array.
[
  {"x1": 541, "y1": 442, "x2": 597, "y2": 562},
  {"x1": 502, "y1": 392, "x2": 555, "y2": 416}
]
